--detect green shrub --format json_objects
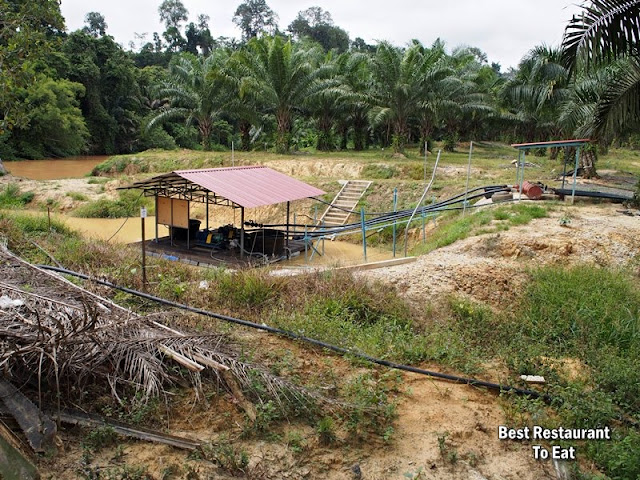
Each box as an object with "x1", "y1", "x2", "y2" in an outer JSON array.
[
  {"x1": 0, "y1": 183, "x2": 34, "y2": 208},
  {"x1": 66, "y1": 191, "x2": 88, "y2": 201},
  {"x1": 216, "y1": 269, "x2": 282, "y2": 310},
  {"x1": 82, "y1": 426, "x2": 119, "y2": 451},
  {"x1": 72, "y1": 190, "x2": 151, "y2": 218},
  {"x1": 316, "y1": 417, "x2": 336, "y2": 445},
  {"x1": 362, "y1": 164, "x2": 397, "y2": 179}
]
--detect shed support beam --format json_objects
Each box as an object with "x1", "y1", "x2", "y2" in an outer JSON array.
[
  {"x1": 240, "y1": 207, "x2": 245, "y2": 259},
  {"x1": 286, "y1": 201, "x2": 290, "y2": 259}
]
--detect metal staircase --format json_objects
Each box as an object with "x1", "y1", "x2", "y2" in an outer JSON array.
[{"x1": 317, "y1": 180, "x2": 372, "y2": 227}]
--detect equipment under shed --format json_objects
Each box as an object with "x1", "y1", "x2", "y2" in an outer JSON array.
[{"x1": 120, "y1": 166, "x2": 325, "y2": 267}]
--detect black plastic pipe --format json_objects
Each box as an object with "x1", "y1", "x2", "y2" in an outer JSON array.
[{"x1": 38, "y1": 265, "x2": 550, "y2": 402}]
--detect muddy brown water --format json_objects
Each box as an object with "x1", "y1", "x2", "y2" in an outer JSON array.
[
  {"x1": 17, "y1": 210, "x2": 392, "y2": 266},
  {"x1": 61, "y1": 215, "x2": 169, "y2": 243},
  {"x1": 4, "y1": 156, "x2": 108, "y2": 180}
]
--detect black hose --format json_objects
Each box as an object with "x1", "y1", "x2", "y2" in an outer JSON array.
[
  {"x1": 248, "y1": 185, "x2": 511, "y2": 236},
  {"x1": 37, "y1": 264, "x2": 550, "y2": 402}
]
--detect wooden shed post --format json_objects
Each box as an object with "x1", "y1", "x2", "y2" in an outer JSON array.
[{"x1": 154, "y1": 194, "x2": 158, "y2": 243}]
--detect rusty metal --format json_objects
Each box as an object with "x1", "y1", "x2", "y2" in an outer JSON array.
[{"x1": 520, "y1": 181, "x2": 543, "y2": 200}]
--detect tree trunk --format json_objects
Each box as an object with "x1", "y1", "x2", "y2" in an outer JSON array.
[
  {"x1": 580, "y1": 147, "x2": 598, "y2": 178},
  {"x1": 393, "y1": 120, "x2": 408, "y2": 154},
  {"x1": 353, "y1": 116, "x2": 366, "y2": 151},
  {"x1": 199, "y1": 119, "x2": 212, "y2": 151},
  {"x1": 239, "y1": 121, "x2": 251, "y2": 151},
  {"x1": 276, "y1": 110, "x2": 291, "y2": 154},
  {"x1": 316, "y1": 114, "x2": 333, "y2": 151}
]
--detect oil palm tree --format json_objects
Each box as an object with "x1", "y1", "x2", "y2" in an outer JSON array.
[
  {"x1": 148, "y1": 51, "x2": 230, "y2": 150},
  {"x1": 562, "y1": 0, "x2": 640, "y2": 137},
  {"x1": 437, "y1": 47, "x2": 493, "y2": 151},
  {"x1": 413, "y1": 40, "x2": 457, "y2": 153},
  {"x1": 305, "y1": 51, "x2": 347, "y2": 151},
  {"x1": 335, "y1": 51, "x2": 372, "y2": 150},
  {"x1": 234, "y1": 35, "x2": 333, "y2": 153},
  {"x1": 502, "y1": 45, "x2": 570, "y2": 142},
  {"x1": 369, "y1": 41, "x2": 427, "y2": 153}
]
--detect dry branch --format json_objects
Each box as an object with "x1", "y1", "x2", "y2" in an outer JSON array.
[{"x1": 0, "y1": 247, "x2": 325, "y2": 441}]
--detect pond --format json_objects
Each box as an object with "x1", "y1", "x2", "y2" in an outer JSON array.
[{"x1": 4, "y1": 156, "x2": 109, "y2": 180}]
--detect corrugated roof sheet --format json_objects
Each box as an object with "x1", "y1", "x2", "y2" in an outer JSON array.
[{"x1": 129, "y1": 166, "x2": 325, "y2": 208}]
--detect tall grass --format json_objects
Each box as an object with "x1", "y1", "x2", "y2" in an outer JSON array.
[
  {"x1": 0, "y1": 184, "x2": 34, "y2": 208},
  {"x1": 72, "y1": 190, "x2": 152, "y2": 218},
  {"x1": 435, "y1": 266, "x2": 640, "y2": 480}
]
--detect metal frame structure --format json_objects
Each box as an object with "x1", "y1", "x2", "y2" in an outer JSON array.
[
  {"x1": 119, "y1": 167, "x2": 324, "y2": 259},
  {"x1": 511, "y1": 139, "x2": 590, "y2": 204}
]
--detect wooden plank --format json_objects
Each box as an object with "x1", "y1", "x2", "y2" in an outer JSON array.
[
  {"x1": 0, "y1": 380, "x2": 56, "y2": 453},
  {"x1": 157, "y1": 197, "x2": 189, "y2": 228}
]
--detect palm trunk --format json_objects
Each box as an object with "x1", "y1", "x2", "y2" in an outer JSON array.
[
  {"x1": 353, "y1": 114, "x2": 367, "y2": 151},
  {"x1": 239, "y1": 120, "x2": 251, "y2": 151},
  {"x1": 276, "y1": 110, "x2": 291, "y2": 154},
  {"x1": 199, "y1": 118, "x2": 212, "y2": 151},
  {"x1": 317, "y1": 113, "x2": 333, "y2": 151},
  {"x1": 393, "y1": 120, "x2": 408, "y2": 154}
]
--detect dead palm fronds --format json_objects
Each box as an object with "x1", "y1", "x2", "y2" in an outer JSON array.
[{"x1": 0, "y1": 247, "x2": 324, "y2": 419}]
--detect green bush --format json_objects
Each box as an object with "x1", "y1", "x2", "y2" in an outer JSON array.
[
  {"x1": 0, "y1": 184, "x2": 34, "y2": 208},
  {"x1": 72, "y1": 190, "x2": 151, "y2": 218},
  {"x1": 362, "y1": 164, "x2": 397, "y2": 179}
]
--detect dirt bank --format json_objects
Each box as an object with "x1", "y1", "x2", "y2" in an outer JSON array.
[{"x1": 363, "y1": 203, "x2": 640, "y2": 309}]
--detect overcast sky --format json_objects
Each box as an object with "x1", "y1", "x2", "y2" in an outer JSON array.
[{"x1": 60, "y1": 0, "x2": 584, "y2": 70}]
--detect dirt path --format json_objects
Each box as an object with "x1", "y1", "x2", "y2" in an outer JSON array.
[{"x1": 351, "y1": 202, "x2": 640, "y2": 479}]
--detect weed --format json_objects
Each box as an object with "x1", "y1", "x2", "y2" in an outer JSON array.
[
  {"x1": 202, "y1": 437, "x2": 249, "y2": 474},
  {"x1": 0, "y1": 183, "x2": 34, "y2": 208},
  {"x1": 403, "y1": 467, "x2": 426, "y2": 479},
  {"x1": 362, "y1": 164, "x2": 397, "y2": 179},
  {"x1": 87, "y1": 177, "x2": 110, "y2": 185},
  {"x1": 285, "y1": 430, "x2": 307, "y2": 454},
  {"x1": 316, "y1": 417, "x2": 337, "y2": 445},
  {"x1": 342, "y1": 372, "x2": 400, "y2": 441},
  {"x1": 437, "y1": 432, "x2": 449, "y2": 459},
  {"x1": 66, "y1": 191, "x2": 89, "y2": 201},
  {"x1": 82, "y1": 426, "x2": 119, "y2": 451},
  {"x1": 72, "y1": 190, "x2": 152, "y2": 218}
]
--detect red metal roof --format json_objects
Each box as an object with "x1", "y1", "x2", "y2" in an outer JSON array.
[{"x1": 172, "y1": 166, "x2": 325, "y2": 208}]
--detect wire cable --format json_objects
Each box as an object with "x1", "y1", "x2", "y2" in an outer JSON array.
[{"x1": 37, "y1": 264, "x2": 550, "y2": 402}]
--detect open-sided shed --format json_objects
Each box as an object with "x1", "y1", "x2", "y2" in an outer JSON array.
[{"x1": 121, "y1": 166, "x2": 325, "y2": 259}]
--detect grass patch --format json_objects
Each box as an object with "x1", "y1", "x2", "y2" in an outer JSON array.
[
  {"x1": 0, "y1": 184, "x2": 34, "y2": 208},
  {"x1": 268, "y1": 271, "x2": 426, "y2": 364},
  {"x1": 361, "y1": 164, "x2": 397, "y2": 179},
  {"x1": 72, "y1": 190, "x2": 152, "y2": 218},
  {"x1": 433, "y1": 266, "x2": 640, "y2": 480},
  {"x1": 412, "y1": 203, "x2": 548, "y2": 255},
  {"x1": 66, "y1": 191, "x2": 88, "y2": 201}
]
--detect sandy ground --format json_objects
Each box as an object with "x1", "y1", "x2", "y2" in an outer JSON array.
[
  {"x1": 6, "y1": 162, "x2": 638, "y2": 479},
  {"x1": 35, "y1": 203, "x2": 640, "y2": 480},
  {"x1": 363, "y1": 203, "x2": 640, "y2": 309}
]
